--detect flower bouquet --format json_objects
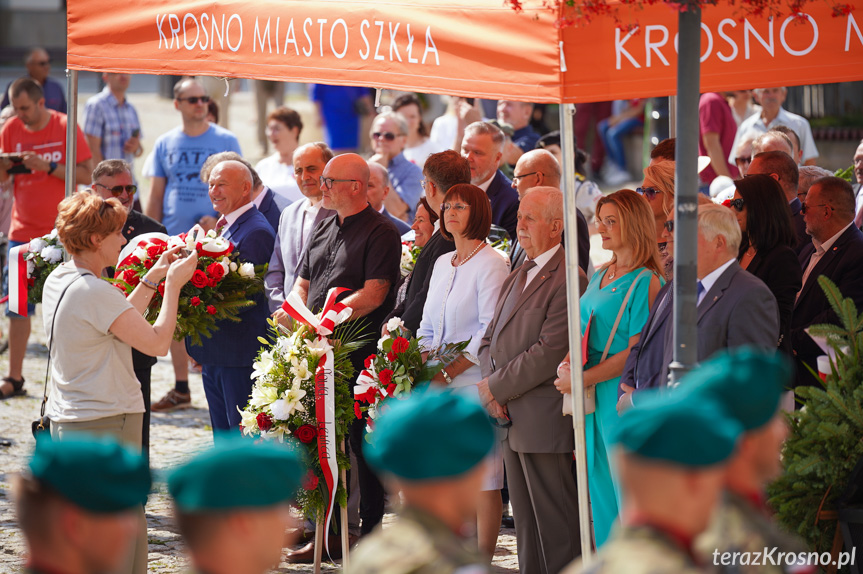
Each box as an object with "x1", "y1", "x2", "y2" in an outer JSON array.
[
  {"x1": 112, "y1": 229, "x2": 266, "y2": 345},
  {"x1": 399, "y1": 240, "x2": 421, "y2": 277},
  {"x1": 354, "y1": 317, "x2": 469, "y2": 434},
  {"x1": 23, "y1": 230, "x2": 65, "y2": 305},
  {"x1": 238, "y1": 288, "x2": 368, "y2": 532}
]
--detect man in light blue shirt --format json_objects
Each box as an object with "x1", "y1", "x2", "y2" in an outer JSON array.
[{"x1": 369, "y1": 111, "x2": 422, "y2": 221}]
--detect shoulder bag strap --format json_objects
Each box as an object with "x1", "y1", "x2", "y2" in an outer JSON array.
[
  {"x1": 39, "y1": 273, "x2": 85, "y2": 420},
  {"x1": 601, "y1": 269, "x2": 652, "y2": 362}
]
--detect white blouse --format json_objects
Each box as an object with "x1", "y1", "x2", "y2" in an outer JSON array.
[
  {"x1": 255, "y1": 154, "x2": 302, "y2": 203},
  {"x1": 417, "y1": 244, "x2": 510, "y2": 388}
]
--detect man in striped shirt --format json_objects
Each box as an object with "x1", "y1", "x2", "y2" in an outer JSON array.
[{"x1": 83, "y1": 73, "x2": 143, "y2": 166}]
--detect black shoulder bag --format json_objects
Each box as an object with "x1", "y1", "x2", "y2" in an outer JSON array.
[{"x1": 32, "y1": 274, "x2": 83, "y2": 438}]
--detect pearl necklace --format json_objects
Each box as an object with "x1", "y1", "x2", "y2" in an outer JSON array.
[{"x1": 451, "y1": 241, "x2": 485, "y2": 267}]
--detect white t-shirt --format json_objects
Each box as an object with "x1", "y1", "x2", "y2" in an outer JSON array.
[
  {"x1": 255, "y1": 154, "x2": 302, "y2": 203},
  {"x1": 403, "y1": 138, "x2": 448, "y2": 169},
  {"x1": 42, "y1": 264, "x2": 144, "y2": 423}
]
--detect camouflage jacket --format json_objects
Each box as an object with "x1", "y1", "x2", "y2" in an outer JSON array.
[{"x1": 349, "y1": 506, "x2": 491, "y2": 574}]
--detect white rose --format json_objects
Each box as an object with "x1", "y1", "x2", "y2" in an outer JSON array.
[
  {"x1": 201, "y1": 235, "x2": 231, "y2": 254},
  {"x1": 28, "y1": 238, "x2": 48, "y2": 253},
  {"x1": 185, "y1": 233, "x2": 196, "y2": 250},
  {"x1": 230, "y1": 262, "x2": 238, "y2": 272},
  {"x1": 48, "y1": 229, "x2": 59, "y2": 239},
  {"x1": 26, "y1": 259, "x2": 35, "y2": 277},
  {"x1": 377, "y1": 336, "x2": 391, "y2": 352},
  {"x1": 238, "y1": 262, "x2": 256, "y2": 278},
  {"x1": 386, "y1": 317, "x2": 405, "y2": 334},
  {"x1": 220, "y1": 260, "x2": 230, "y2": 275},
  {"x1": 206, "y1": 229, "x2": 218, "y2": 239},
  {"x1": 40, "y1": 245, "x2": 63, "y2": 263},
  {"x1": 133, "y1": 246, "x2": 149, "y2": 262}
]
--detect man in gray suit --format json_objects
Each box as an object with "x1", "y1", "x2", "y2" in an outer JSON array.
[
  {"x1": 265, "y1": 142, "x2": 335, "y2": 316},
  {"x1": 659, "y1": 204, "x2": 780, "y2": 385},
  {"x1": 477, "y1": 187, "x2": 586, "y2": 574}
]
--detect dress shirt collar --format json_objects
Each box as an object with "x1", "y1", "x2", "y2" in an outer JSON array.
[
  {"x1": 252, "y1": 187, "x2": 268, "y2": 209},
  {"x1": 812, "y1": 221, "x2": 853, "y2": 254},
  {"x1": 758, "y1": 106, "x2": 792, "y2": 129},
  {"x1": 476, "y1": 172, "x2": 495, "y2": 193},
  {"x1": 699, "y1": 257, "x2": 735, "y2": 298},
  {"x1": 100, "y1": 85, "x2": 125, "y2": 107},
  {"x1": 525, "y1": 243, "x2": 560, "y2": 272},
  {"x1": 221, "y1": 202, "x2": 255, "y2": 229}
]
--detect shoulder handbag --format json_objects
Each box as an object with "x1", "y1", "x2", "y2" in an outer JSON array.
[
  {"x1": 32, "y1": 273, "x2": 84, "y2": 438},
  {"x1": 583, "y1": 269, "x2": 652, "y2": 415}
]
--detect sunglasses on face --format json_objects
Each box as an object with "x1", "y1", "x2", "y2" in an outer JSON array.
[
  {"x1": 372, "y1": 132, "x2": 398, "y2": 141},
  {"x1": 319, "y1": 176, "x2": 358, "y2": 190},
  {"x1": 664, "y1": 220, "x2": 674, "y2": 233},
  {"x1": 729, "y1": 198, "x2": 745, "y2": 212},
  {"x1": 635, "y1": 186, "x2": 660, "y2": 201},
  {"x1": 800, "y1": 202, "x2": 834, "y2": 215},
  {"x1": 177, "y1": 96, "x2": 211, "y2": 104},
  {"x1": 94, "y1": 183, "x2": 137, "y2": 197}
]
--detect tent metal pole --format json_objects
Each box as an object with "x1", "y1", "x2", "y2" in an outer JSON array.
[
  {"x1": 560, "y1": 102, "x2": 592, "y2": 562},
  {"x1": 65, "y1": 68, "x2": 78, "y2": 199},
  {"x1": 669, "y1": 3, "x2": 701, "y2": 384},
  {"x1": 668, "y1": 95, "x2": 677, "y2": 137}
]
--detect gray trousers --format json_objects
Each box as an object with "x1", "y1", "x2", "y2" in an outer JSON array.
[
  {"x1": 52, "y1": 413, "x2": 148, "y2": 574},
  {"x1": 503, "y1": 440, "x2": 582, "y2": 574}
]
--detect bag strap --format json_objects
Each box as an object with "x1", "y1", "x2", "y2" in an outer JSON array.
[
  {"x1": 39, "y1": 272, "x2": 85, "y2": 421},
  {"x1": 601, "y1": 269, "x2": 652, "y2": 362}
]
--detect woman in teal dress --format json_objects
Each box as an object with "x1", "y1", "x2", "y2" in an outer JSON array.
[{"x1": 557, "y1": 189, "x2": 663, "y2": 547}]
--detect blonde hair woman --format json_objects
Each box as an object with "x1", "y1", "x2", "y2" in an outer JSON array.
[
  {"x1": 555, "y1": 189, "x2": 663, "y2": 547},
  {"x1": 640, "y1": 159, "x2": 675, "y2": 242}
]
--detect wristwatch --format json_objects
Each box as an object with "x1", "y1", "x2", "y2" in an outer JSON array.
[
  {"x1": 441, "y1": 366, "x2": 453, "y2": 385},
  {"x1": 48, "y1": 161, "x2": 58, "y2": 174}
]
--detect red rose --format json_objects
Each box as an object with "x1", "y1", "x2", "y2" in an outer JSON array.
[
  {"x1": 122, "y1": 268, "x2": 140, "y2": 286},
  {"x1": 293, "y1": 424, "x2": 317, "y2": 444},
  {"x1": 190, "y1": 296, "x2": 201, "y2": 307},
  {"x1": 386, "y1": 383, "x2": 397, "y2": 396},
  {"x1": 391, "y1": 336, "x2": 409, "y2": 354},
  {"x1": 113, "y1": 282, "x2": 126, "y2": 292},
  {"x1": 143, "y1": 259, "x2": 154, "y2": 269},
  {"x1": 378, "y1": 369, "x2": 393, "y2": 386},
  {"x1": 27, "y1": 277, "x2": 35, "y2": 287},
  {"x1": 157, "y1": 282, "x2": 165, "y2": 296},
  {"x1": 146, "y1": 244, "x2": 163, "y2": 259},
  {"x1": 722, "y1": 199, "x2": 732, "y2": 208},
  {"x1": 386, "y1": 351, "x2": 396, "y2": 362},
  {"x1": 206, "y1": 262, "x2": 225, "y2": 283},
  {"x1": 354, "y1": 402, "x2": 363, "y2": 419},
  {"x1": 256, "y1": 412, "x2": 273, "y2": 431},
  {"x1": 364, "y1": 354, "x2": 376, "y2": 369},
  {"x1": 206, "y1": 305, "x2": 217, "y2": 315},
  {"x1": 128, "y1": 256, "x2": 141, "y2": 266},
  {"x1": 191, "y1": 269, "x2": 208, "y2": 288},
  {"x1": 303, "y1": 471, "x2": 319, "y2": 491}
]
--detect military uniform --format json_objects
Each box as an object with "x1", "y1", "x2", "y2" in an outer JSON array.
[
  {"x1": 350, "y1": 507, "x2": 490, "y2": 574},
  {"x1": 696, "y1": 490, "x2": 813, "y2": 574},
  {"x1": 563, "y1": 524, "x2": 702, "y2": 574}
]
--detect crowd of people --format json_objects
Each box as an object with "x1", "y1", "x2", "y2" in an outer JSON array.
[{"x1": 2, "y1": 49, "x2": 863, "y2": 573}]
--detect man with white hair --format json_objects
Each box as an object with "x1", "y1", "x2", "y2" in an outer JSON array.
[
  {"x1": 730, "y1": 87, "x2": 818, "y2": 166},
  {"x1": 369, "y1": 111, "x2": 422, "y2": 220},
  {"x1": 658, "y1": 204, "x2": 779, "y2": 384},
  {"x1": 750, "y1": 130, "x2": 793, "y2": 158},
  {"x1": 797, "y1": 165, "x2": 833, "y2": 203}
]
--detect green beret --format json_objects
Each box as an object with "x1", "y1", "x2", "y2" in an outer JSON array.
[
  {"x1": 28, "y1": 435, "x2": 150, "y2": 513},
  {"x1": 168, "y1": 438, "x2": 305, "y2": 512},
  {"x1": 364, "y1": 389, "x2": 495, "y2": 481},
  {"x1": 613, "y1": 391, "x2": 742, "y2": 467},
  {"x1": 677, "y1": 347, "x2": 791, "y2": 431}
]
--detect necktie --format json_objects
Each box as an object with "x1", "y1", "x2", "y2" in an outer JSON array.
[
  {"x1": 696, "y1": 280, "x2": 705, "y2": 305},
  {"x1": 215, "y1": 216, "x2": 228, "y2": 235},
  {"x1": 498, "y1": 260, "x2": 536, "y2": 322}
]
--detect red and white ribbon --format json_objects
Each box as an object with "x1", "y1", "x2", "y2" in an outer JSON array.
[
  {"x1": 8, "y1": 244, "x2": 29, "y2": 317},
  {"x1": 281, "y1": 287, "x2": 353, "y2": 556}
]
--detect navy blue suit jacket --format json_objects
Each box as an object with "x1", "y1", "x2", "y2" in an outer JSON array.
[
  {"x1": 792, "y1": 225, "x2": 863, "y2": 388},
  {"x1": 486, "y1": 170, "x2": 519, "y2": 240},
  {"x1": 620, "y1": 281, "x2": 673, "y2": 398},
  {"x1": 186, "y1": 206, "x2": 276, "y2": 367},
  {"x1": 258, "y1": 187, "x2": 290, "y2": 233},
  {"x1": 789, "y1": 197, "x2": 809, "y2": 255}
]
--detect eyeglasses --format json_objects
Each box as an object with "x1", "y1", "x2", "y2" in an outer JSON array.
[
  {"x1": 594, "y1": 217, "x2": 617, "y2": 228},
  {"x1": 663, "y1": 220, "x2": 674, "y2": 233},
  {"x1": 512, "y1": 171, "x2": 539, "y2": 183},
  {"x1": 372, "y1": 132, "x2": 398, "y2": 141},
  {"x1": 94, "y1": 183, "x2": 137, "y2": 197},
  {"x1": 735, "y1": 156, "x2": 752, "y2": 165},
  {"x1": 177, "y1": 96, "x2": 211, "y2": 104},
  {"x1": 441, "y1": 202, "x2": 469, "y2": 212},
  {"x1": 420, "y1": 179, "x2": 430, "y2": 191},
  {"x1": 635, "y1": 186, "x2": 660, "y2": 201},
  {"x1": 729, "y1": 198, "x2": 745, "y2": 212},
  {"x1": 801, "y1": 202, "x2": 834, "y2": 215},
  {"x1": 319, "y1": 176, "x2": 358, "y2": 190}
]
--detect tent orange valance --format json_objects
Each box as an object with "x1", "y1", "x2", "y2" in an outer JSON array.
[{"x1": 67, "y1": 0, "x2": 863, "y2": 102}]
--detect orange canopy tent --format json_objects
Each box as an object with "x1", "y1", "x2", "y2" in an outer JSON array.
[{"x1": 67, "y1": 0, "x2": 863, "y2": 102}]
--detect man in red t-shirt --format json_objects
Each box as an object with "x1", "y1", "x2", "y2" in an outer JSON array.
[
  {"x1": 698, "y1": 92, "x2": 739, "y2": 189},
  {"x1": 0, "y1": 77, "x2": 91, "y2": 399}
]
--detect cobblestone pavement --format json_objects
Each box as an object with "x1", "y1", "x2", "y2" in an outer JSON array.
[{"x1": 0, "y1": 311, "x2": 520, "y2": 573}]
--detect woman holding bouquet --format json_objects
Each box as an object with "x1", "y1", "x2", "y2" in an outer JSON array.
[
  {"x1": 40, "y1": 193, "x2": 197, "y2": 574},
  {"x1": 417, "y1": 183, "x2": 509, "y2": 560},
  {"x1": 554, "y1": 189, "x2": 662, "y2": 547}
]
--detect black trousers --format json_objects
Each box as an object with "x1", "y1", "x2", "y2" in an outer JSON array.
[{"x1": 134, "y1": 367, "x2": 151, "y2": 462}]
